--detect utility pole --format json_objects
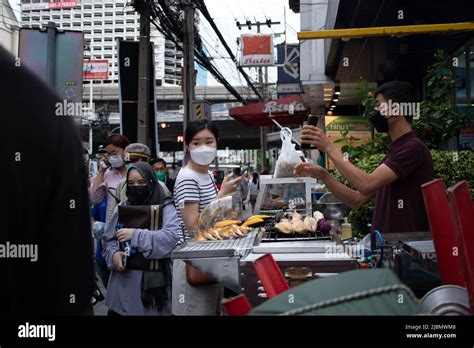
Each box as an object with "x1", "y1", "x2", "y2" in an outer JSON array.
[
  {"x1": 46, "y1": 21, "x2": 56, "y2": 87},
  {"x1": 236, "y1": 19, "x2": 280, "y2": 173},
  {"x1": 182, "y1": 0, "x2": 195, "y2": 152},
  {"x1": 136, "y1": 0, "x2": 151, "y2": 148}
]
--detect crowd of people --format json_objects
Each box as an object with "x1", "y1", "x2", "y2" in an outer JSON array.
[{"x1": 87, "y1": 119, "x2": 261, "y2": 315}]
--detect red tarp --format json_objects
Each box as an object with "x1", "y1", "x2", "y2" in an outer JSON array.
[{"x1": 228, "y1": 95, "x2": 309, "y2": 127}]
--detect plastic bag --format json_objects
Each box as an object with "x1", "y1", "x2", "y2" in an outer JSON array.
[
  {"x1": 274, "y1": 127, "x2": 302, "y2": 178},
  {"x1": 194, "y1": 195, "x2": 243, "y2": 235}
]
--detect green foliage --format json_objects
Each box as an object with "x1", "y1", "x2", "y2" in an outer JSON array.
[
  {"x1": 330, "y1": 150, "x2": 474, "y2": 238},
  {"x1": 413, "y1": 50, "x2": 470, "y2": 149},
  {"x1": 430, "y1": 150, "x2": 474, "y2": 196},
  {"x1": 330, "y1": 154, "x2": 385, "y2": 238},
  {"x1": 337, "y1": 130, "x2": 389, "y2": 165},
  {"x1": 355, "y1": 79, "x2": 376, "y2": 117}
]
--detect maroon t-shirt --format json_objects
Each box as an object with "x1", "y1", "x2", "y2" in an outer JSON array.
[{"x1": 372, "y1": 131, "x2": 434, "y2": 233}]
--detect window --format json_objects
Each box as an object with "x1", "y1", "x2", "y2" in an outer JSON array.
[
  {"x1": 105, "y1": 29, "x2": 113, "y2": 33},
  {"x1": 115, "y1": 28, "x2": 124, "y2": 33}
]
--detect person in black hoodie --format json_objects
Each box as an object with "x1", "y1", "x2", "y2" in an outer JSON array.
[{"x1": 0, "y1": 47, "x2": 95, "y2": 315}]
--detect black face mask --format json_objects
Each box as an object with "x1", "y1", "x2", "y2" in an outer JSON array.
[
  {"x1": 127, "y1": 185, "x2": 150, "y2": 205},
  {"x1": 369, "y1": 109, "x2": 389, "y2": 133}
]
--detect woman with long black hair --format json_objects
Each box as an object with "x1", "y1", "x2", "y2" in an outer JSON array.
[
  {"x1": 172, "y1": 119, "x2": 242, "y2": 315},
  {"x1": 103, "y1": 162, "x2": 179, "y2": 315}
]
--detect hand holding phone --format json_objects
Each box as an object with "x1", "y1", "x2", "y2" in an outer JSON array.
[{"x1": 301, "y1": 115, "x2": 319, "y2": 150}]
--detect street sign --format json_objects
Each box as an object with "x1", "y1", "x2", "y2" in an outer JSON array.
[
  {"x1": 277, "y1": 43, "x2": 302, "y2": 98},
  {"x1": 240, "y1": 34, "x2": 274, "y2": 67},
  {"x1": 21, "y1": 1, "x2": 77, "y2": 11},
  {"x1": 83, "y1": 60, "x2": 109, "y2": 80}
]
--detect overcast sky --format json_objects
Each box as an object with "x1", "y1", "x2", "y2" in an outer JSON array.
[{"x1": 9, "y1": 0, "x2": 300, "y2": 86}]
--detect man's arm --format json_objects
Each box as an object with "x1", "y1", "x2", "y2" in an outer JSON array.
[
  {"x1": 320, "y1": 170, "x2": 374, "y2": 209},
  {"x1": 327, "y1": 147, "x2": 398, "y2": 195},
  {"x1": 301, "y1": 125, "x2": 398, "y2": 195},
  {"x1": 294, "y1": 163, "x2": 373, "y2": 209}
]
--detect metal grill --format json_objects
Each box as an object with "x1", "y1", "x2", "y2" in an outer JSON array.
[
  {"x1": 172, "y1": 230, "x2": 259, "y2": 259},
  {"x1": 262, "y1": 221, "x2": 331, "y2": 242}
]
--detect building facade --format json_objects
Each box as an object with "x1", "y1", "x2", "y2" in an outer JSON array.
[
  {"x1": 0, "y1": 0, "x2": 19, "y2": 55},
  {"x1": 20, "y1": 0, "x2": 182, "y2": 86}
]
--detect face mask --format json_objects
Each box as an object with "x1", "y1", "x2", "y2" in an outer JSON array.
[
  {"x1": 109, "y1": 154, "x2": 124, "y2": 168},
  {"x1": 369, "y1": 109, "x2": 389, "y2": 133},
  {"x1": 156, "y1": 171, "x2": 167, "y2": 183},
  {"x1": 190, "y1": 145, "x2": 217, "y2": 166},
  {"x1": 127, "y1": 185, "x2": 150, "y2": 204}
]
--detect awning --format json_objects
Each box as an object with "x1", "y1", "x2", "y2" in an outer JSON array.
[{"x1": 228, "y1": 95, "x2": 309, "y2": 127}]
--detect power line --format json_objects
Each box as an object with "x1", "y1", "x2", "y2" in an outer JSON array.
[
  {"x1": 149, "y1": 1, "x2": 248, "y2": 104},
  {"x1": 195, "y1": 0, "x2": 264, "y2": 101}
]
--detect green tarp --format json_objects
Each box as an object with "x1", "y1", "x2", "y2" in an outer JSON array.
[{"x1": 250, "y1": 269, "x2": 420, "y2": 315}]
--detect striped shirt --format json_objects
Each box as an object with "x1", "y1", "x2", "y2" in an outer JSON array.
[{"x1": 174, "y1": 167, "x2": 217, "y2": 243}]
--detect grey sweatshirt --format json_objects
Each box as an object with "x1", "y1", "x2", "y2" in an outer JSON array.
[{"x1": 102, "y1": 203, "x2": 180, "y2": 315}]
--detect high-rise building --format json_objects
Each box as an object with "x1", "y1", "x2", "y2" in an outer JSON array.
[
  {"x1": 20, "y1": 0, "x2": 182, "y2": 86},
  {"x1": 0, "y1": 0, "x2": 19, "y2": 55}
]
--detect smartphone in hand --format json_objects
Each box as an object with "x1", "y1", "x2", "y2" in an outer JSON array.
[{"x1": 301, "y1": 115, "x2": 319, "y2": 150}]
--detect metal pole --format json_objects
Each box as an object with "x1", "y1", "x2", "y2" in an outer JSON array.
[
  {"x1": 256, "y1": 22, "x2": 267, "y2": 173},
  {"x1": 183, "y1": 0, "x2": 195, "y2": 152},
  {"x1": 89, "y1": 123, "x2": 93, "y2": 155},
  {"x1": 46, "y1": 21, "x2": 56, "y2": 87},
  {"x1": 88, "y1": 47, "x2": 94, "y2": 155},
  {"x1": 465, "y1": 46, "x2": 472, "y2": 107},
  {"x1": 137, "y1": 1, "x2": 151, "y2": 146}
]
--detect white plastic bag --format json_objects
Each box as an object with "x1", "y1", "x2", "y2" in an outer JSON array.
[{"x1": 274, "y1": 127, "x2": 302, "y2": 178}]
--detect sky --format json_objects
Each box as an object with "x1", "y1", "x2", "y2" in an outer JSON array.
[{"x1": 8, "y1": 0, "x2": 300, "y2": 86}]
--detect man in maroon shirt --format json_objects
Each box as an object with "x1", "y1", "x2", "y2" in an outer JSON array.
[{"x1": 295, "y1": 81, "x2": 434, "y2": 234}]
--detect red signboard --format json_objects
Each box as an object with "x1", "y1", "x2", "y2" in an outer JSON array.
[
  {"x1": 229, "y1": 95, "x2": 308, "y2": 127},
  {"x1": 22, "y1": 1, "x2": 78, "y2": 10},
  {"x1": 83, "y1": 60, "x2": 109, "y2": 80},
  {"x1": 240, "y1": 34, "x2": 274, "y2": 67}
]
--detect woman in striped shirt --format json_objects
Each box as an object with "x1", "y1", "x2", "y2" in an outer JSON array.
[{"x1": 172, "y1": 119, "x2": 242, "y2": 315}]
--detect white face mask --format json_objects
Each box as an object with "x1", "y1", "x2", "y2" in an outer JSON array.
[
  {"x1": 109, "y1": 154, "x2": 124, "y2": 168},
  {"x1": 189, "y1": 145, "x2": 217, "y2": 166}
]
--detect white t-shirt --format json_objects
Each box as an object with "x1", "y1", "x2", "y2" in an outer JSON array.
[{"x1": 173, "y1": 167, "x2": 217, "y2": 243}]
